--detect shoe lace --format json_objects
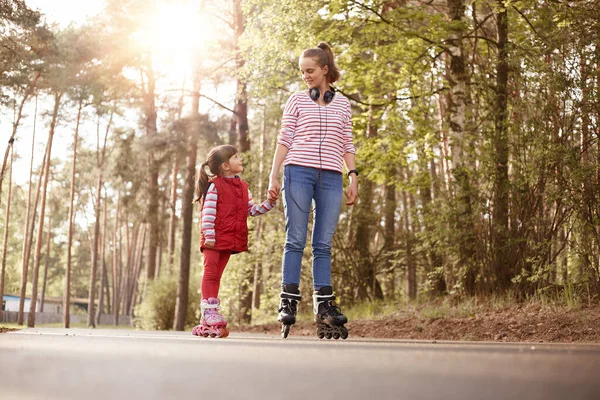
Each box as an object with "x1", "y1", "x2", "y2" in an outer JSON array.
[
  {"x1": 323, "y1": 300, "x2": 343, "y2": 318},
  {"x1": 278, "y1": 298, "x2": 298, "y2": 314}
]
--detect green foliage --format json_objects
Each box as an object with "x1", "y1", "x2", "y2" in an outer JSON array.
[{"x1": 134, "y1": 276, "x2": 200, "y2": 330}]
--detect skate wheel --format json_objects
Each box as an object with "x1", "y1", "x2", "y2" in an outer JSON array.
[
  {"x1": 340, "y1": 326, "x2": 348, "y2": 339},
  {"x1": 202, "y1": 332, "x2": 209, "y2": 338},
  {"x1": 219, "y1": 327, "x2": 229, "y2": 338},
  {"x1": 281, "y1": 325, "x2": 290, "y2": 339},
  {"x1": 317, "y1": 326, "x2": 325, "y2": 339},
  {"x1": 333, "y1": 331, "x2": 341, "y2": 340},
  {"x1": 325, "y1": 332, "x2": 333, "y2": 340}
]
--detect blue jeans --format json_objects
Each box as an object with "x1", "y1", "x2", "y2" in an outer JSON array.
[{"x1": 281, "y1": 165, "x2": 343, "y2": 290}]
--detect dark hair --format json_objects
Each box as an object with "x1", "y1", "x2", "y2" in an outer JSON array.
[
  {"x1": 193, "y1": 144, "x2": 238, "y2": 203},
  {"x1": 301, "y1": 42, "x2": 341, "y2": 84}
]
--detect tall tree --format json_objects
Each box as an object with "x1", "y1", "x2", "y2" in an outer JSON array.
[
  {"x1": 0, "y1": 147, "x2": 14, "y2": 322},
  {"x1": 28, "y1": 91, "x2": 62, "y2": 327},
  {"x1": 64, "y1": 99, "x2": 83, "y2": 328},
  {"x1": 492, "y1": 0, "x2": 511, "y2": 290},
  {"x1": 87, "y1": 113, "x2": 112, "y2": 328},
  {"x1": 173, "y1": 73, "x2": 200, "y2": 331}
]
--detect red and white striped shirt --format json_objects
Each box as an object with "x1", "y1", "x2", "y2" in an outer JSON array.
[{"x1": 277, "y1": 91, "x2": 355, "y2": 173}]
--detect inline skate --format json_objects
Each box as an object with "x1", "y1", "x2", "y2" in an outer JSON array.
[
  {"x1": 278, "y1": 284, "x2": 301, "y2": 339},
  {"x1": 192, "y1": 297, "x2": 229, "y2": 338},
  {"x1": 313, "y1": 286, "x2": 348, "y2": 340}
]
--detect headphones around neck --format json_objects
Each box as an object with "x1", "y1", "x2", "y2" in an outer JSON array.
[{"x1": 309, "y1": 87, "x2": 335, "y2": 104}]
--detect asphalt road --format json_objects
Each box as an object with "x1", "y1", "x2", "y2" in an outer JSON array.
[{"x1": 1, "y1": 328, "x2": 599, "y2": 400}]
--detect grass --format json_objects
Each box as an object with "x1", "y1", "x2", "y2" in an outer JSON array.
[{"x1": 295, "y1": 291, "x2": 597, "y2": 324}]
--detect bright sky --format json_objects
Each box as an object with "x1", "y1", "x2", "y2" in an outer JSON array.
[
  {"x1": 2, "y1": 0, "x2": 234, "y2": 189},
  {"x1": 26, "y1": 0, "x2": 105, "y2": 26},
  {"x1": 1, "y1": 1, "x2": 107, "y2": 188}
]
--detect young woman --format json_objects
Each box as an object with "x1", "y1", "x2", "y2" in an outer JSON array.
[{"x1": 268, "y1": 42, "x2": 358, "y2": 339}]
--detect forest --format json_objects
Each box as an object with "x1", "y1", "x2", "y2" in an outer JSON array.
[{"x1": 1, "y1": 0, "x2": 599, "y2": 331}]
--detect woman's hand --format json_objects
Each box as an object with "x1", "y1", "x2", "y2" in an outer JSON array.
[
  {"x1": 267, "y1": 188, "x2": 279, "y2": 205},
  {"x1": 345, "y1": 178, "x2": 358, "y2": 206},
  {"x1": 204, "y1": 241, "x2": 215, "y2": 249},
  {"x1": 268, "y1": 176, "x2": 281, "y2": 199}
]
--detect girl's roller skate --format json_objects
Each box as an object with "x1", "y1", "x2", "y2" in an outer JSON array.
[
  {"x1": 192, "y1": 297, "x2": 229, "y2": 338},
  {"x1": 278, "y1": 284, "x2": 301, "y2": 339},
  {"x1": 313, "y1": 286, "x2": 348, "y2": 340}
]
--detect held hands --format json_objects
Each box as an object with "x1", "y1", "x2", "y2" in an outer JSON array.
[
  {"x1": 346, "y1": 178, "x2": 358, "y2": 206},
  {"x1": 267, "y1": 188, "x2": 280, "y2": 205},
  {"x1": 268, "y1": 176, "x2": 281, "y2": 205}
]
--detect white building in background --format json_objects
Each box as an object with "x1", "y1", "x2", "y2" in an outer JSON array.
[{"x1": 2, "y1": 294, "x2": 62, "y2": 313}]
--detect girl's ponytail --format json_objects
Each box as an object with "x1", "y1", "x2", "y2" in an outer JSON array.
[
  {"x1": 193, "y1": 145, "x2": 239, "y2": 204},
  {"x1": 193, "y1": 161, "x2": 210, "y2": 204}
]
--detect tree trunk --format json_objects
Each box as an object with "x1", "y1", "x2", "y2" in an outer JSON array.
[
  {"x1": 401, "y1": 166, "x2": 417, "y2": 300},
  {"x1": 96, "y1": 188, "x2": 109, "y2": 325},
  {"x1": 492, "y1": 0, "x2": 511, "y2": 292},
  {"x1": 145, "y1": 64, "x2": 160, "y2": 281},
  {"x1": 0, "y1": 148, "x2": 15, "y2": 322},
  {"x1": 87, "y1": 114, "x2": 112, "y2": 328},
  {"x1": 232, "y1": 0, "x2": 250, "y2": 152},
  {"x1": 354, "y1": 107, "x2": 383, "y2": 300},
  {"x1": 174, "y1": 75, "x2": 200, "y2": 331},
  {"x1": 251, "y1": 107, "x2": 268, "y2": 317},
  {"x1": 64, "y1": 99, "x2": 82, "y2": 328},
  {"x1": 129, "y1": 224, "x2": 148, "y2": 317},
  {"x1": 17, "y1": 97, "x2": 43, "y2": 325},
  {"x1": 112, "y1": 196, "x2": 121, "y2": 325},
  {"x1": 123, "y1": 223, "x2": 139, "y2": 316},
  {"x1": 28, "y1": 92, "x2": 62, "y2": 327},
  {"x1": 40, "y1": 216, "x2": 51, "y2": 312},
  {"x1": 382, "y1": 166, "x2": 396, "y2": 296},
  {"x1": 0, "y1": 72, "x2": 40, "y2": 200},
  {"x1": 446, "y1": 0, "x2": 476, "y2": 295},
  {"x1": 167, "y1": 159, "x2": 179, "y2": 272}
]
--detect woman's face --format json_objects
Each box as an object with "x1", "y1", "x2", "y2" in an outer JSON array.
[{"x1": 299, "y1": 56, "x2": 328, "y2": 88}]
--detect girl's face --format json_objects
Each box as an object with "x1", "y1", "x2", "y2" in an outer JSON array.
[
  {"x1": 222, "y1": 153, "x2": 243, "y2": 176},
  {"x1": 299, "y1": 56, "x2": 328, "y2": 89}
]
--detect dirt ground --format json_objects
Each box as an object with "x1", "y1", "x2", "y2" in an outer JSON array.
[{"x1": 238, "y1": 303, "x2": 600, "y2": 343}]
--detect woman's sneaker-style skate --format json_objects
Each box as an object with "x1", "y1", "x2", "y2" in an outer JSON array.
[
  {"x1": 313, "y1": 286, "x2": 349, "y2": 340},
  {"x1": 278, "y1": 284, "x2": 301, "y2": 338},
  {"x1": 192, "y1": 297, "x2": 229, "y2": 338}
]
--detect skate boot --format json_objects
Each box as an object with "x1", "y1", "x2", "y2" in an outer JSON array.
[
  {"x1": 313, "y1": 286, "x2": 348, "y2": 340},
  {"x1": 192, "y1": 297, "x2": 229, "y2": 338},
  {"x1": 277, "y1": 284, "x2": 301, "y2": 339}
]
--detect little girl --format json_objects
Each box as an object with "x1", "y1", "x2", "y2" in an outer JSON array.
[{"x1": 192, "y1": 144, "x2": 278, "y2": 338}]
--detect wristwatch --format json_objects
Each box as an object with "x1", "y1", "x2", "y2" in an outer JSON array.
[{"x1": 347, "y1": 169, "x2": 359, "y2": 177}]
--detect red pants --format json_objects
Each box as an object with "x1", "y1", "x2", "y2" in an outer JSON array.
[{"x1": 201, "y1": 249, "x2": 232, "y2": 299}]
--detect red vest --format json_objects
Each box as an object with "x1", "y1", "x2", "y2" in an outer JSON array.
[{"x1": 201, "y1": 176, "x2": 249, "y2": 253}]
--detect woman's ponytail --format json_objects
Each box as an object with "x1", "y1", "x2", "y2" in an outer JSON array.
[{"x1": 317, "y1": 42, "x2": 340, "y2": 83}]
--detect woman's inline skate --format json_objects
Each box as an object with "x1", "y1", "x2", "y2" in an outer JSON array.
[
  {"x1": 192, "y1": 297, "x2": 229, "y2": 338},
  {"x1": 278, "y1": 284, "x2": 302, "y2": 338},
  {"x1": 313, "y1": 286, "x2": 348, "y2": 340}
]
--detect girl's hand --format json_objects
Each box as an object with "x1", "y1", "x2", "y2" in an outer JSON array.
[
  {"x1": 345, "y1": 179, "x2": 358, "y2": 206},
  {"x1": 204, "y1": 241, "x2": 215, "y2": 249}
]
